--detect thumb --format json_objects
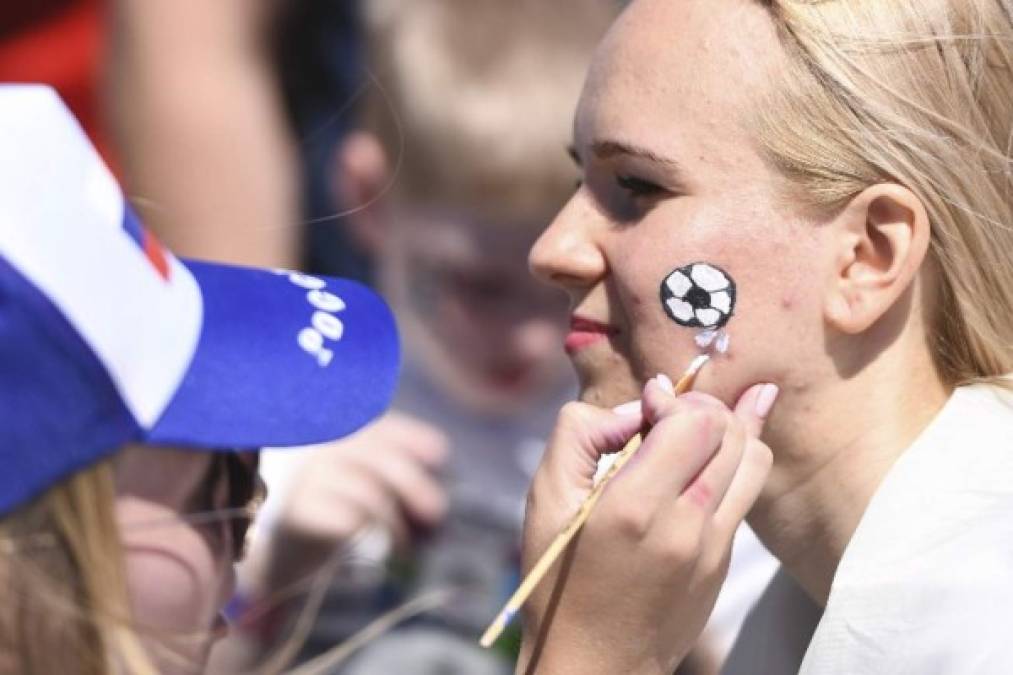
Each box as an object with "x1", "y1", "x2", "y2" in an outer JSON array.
[
  {"x1": 542, "y1": 401, "x2": 645, "y2": 487},
  {"x1": 733, "y1": 383, "x2": 780, "y2": 438}
]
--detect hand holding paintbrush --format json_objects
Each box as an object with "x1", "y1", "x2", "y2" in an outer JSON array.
[{"x1": 482, "y1": 360, "x2": 778, "y2": 674}]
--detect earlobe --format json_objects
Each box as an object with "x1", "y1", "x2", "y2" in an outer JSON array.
[
  {"x1": 331, "y1": 131, "x2": 391, "y2": 253},
  {"x1": 824, "y1": 183, "x2": 931, "y2": 334}
]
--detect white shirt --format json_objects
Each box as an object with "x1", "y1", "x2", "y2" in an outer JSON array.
[{"x1": 725, "y1": 383, "x2": 1013, "y2": 674}]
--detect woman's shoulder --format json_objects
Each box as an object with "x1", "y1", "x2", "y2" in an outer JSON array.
[
  {"x1": 954, "y1": 380, "x2": 1013, "y2": 420},
  {"x1": 800, "y1": 380, "x2": 1013, "y2": 673},
  {"x1": 901, "y1": 380, "x2": 1013, "y2": 477},
  {"x1": 844, "y1": 381, "x2": 1013, "y2": 553},
  {"x1": 944, "y1": 381, "x2": 1013, "y2": 465}
]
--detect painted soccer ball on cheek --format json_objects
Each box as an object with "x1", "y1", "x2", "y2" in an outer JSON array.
[
  {"x1": 662, "y1": 263, "x2": 736, "y2": 328},
  {"x1": 661, "y1": 263, "x2": 737, "y2": 353}
]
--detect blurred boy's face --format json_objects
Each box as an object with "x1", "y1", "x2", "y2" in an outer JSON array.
[{"x1": 382, "y1": 206, "x2": 572, "y2": 415}]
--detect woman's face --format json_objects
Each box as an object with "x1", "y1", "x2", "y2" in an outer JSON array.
[
  {"x1": 531, "y1": 0, "x2": 833, "y2": 408},
  {"x1": 114, "y1": 446, "x2": 259, "y2": 673}
]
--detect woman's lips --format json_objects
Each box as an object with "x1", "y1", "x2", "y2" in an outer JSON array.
[{"x1": 565, "y1": 316, "x2": 619, "y2": 354}]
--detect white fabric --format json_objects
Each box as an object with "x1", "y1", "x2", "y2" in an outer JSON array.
[
  {"x1": 723, "y1": 567, "x2": 822, "y2": 675},
  {"x1": 725, "y1": 383, "x2": 1013, "y2": 674},
  {"x1": 709, "y1": 526, "x2": 781, "y2": 659},
  {"x1": 0, "y1": 85, "x2": 202, "y2": 427}
]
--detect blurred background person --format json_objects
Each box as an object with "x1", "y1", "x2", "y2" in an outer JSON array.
[{"x1": 107, "y1": 0, "x2": 302, "y2": 268}]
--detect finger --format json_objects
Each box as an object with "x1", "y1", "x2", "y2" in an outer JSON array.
[
  {"x1": 378, "y1": 413, "x2": 450, "y2": 467},
  {"x1": 640, "y1": 376, "x2": 680, "y2": 426},
  {"x1": 330, "y1": 491, "x2": 410, "y2": 551},
  {"x1": 541, "y1": 401, "x2": 645, "y2": 486},
  {"x1": 611, "y1": 399, "x2": 643, "y2": 417},
  {"x1": 295, "y1": 466, "x2": 413, "y2": 551},
  {"x1": 607, "y1": 393, "x2": 728, "y2": 510},
  {"x1": 732, "y1": 383, "x2": 779, "y2": 438},
  {"x1": 337, "y1": 464, "x2": 404, "y2": 524},
  {"x1": 712, "y1": 437, "x2": 773, "y2": 541},
  {"x1": 641, "y1": 376, "x2": 726, "y2": 428},
  {"x1": 349, "y1": 450, "x2": 448, "y2": 527},
  {"x1": 677, "y1": 412, "x2": 747, "y2": 514}
]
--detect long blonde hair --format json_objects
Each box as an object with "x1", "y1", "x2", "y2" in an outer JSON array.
[
  {"x1": 0, "y1": 461, "x2": 157, "y2": 675},
  {"x1": 755, "y1": 0, "x2": 1013, "y2": 387}
]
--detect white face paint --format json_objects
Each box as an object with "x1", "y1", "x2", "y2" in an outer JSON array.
[{"x1": 660, "y1": 262, "x2": 736, "y2": 354}]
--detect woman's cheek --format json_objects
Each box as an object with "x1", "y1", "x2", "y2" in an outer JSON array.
[{"x1": 619, "y1": 262, "x2": 773, "y2": 400}]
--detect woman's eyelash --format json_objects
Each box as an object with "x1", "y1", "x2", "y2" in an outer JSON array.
[{"x1": 616, "y1": 174, "x2": 665, "y2": 197}]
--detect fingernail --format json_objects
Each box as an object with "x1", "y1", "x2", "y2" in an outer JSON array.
[
  {"x1": 612, "y1": 400, "x2": 642, "y2": 416},
  {"x1": 754, "y1": 384, "x2": 780, "y2": 418},
  {"x1": 656, "y1": 373, "x2": 675, "y2": 395}
]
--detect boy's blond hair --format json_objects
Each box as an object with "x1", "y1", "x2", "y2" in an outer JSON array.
[{"x1": 360, "y1": 0, "x2": 622, "y2": 217}]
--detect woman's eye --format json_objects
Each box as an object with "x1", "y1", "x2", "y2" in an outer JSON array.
[{"x1": 616, "y1": 174, "x2": 665, "y2": 198}]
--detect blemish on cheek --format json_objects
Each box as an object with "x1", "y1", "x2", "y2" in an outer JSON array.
[{"x1": 781, "y1": 295, "x2": 795, "y2": 311}]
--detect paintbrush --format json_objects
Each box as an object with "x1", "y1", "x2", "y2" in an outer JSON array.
[{"x1": 479, "y1": 354, "x2": 711, "y2": 648}]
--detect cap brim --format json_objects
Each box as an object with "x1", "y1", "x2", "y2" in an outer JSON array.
[{"x1": 146, "y1": 260, "x2": 400, "y2": 450}]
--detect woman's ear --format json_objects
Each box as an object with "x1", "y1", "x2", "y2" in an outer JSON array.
[
  {"x1": 824, "y1": 183, "x2": 932, "y2": 334},
  {"x1": 330, "y1": 130, "x2": 391, "y2": 254}
]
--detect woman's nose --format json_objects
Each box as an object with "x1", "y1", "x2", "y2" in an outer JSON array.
[{"x1": 529, "y1": 195, "x2": 606, "y2": 290}]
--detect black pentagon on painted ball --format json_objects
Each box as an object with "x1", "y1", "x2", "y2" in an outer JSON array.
[
  {"x1": 685, "y1": 286, "x2": 711, "y2": 310},
  {"x1": 658, "y1": 262, "x2": 737, "y2": 330}
]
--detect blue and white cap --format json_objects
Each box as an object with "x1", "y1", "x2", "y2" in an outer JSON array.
[{"x1": 0, "y1": 85, "x2": 401, "y2": 515}]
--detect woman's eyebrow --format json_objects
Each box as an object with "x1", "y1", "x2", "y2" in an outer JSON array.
[{"x1": 591, "y1": 139, "x2": 681, "y2": 168}]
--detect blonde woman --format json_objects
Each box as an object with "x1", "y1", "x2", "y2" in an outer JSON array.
[
  {"x1": 513, "y1": 0, "x2": 1013, "y2": 673},
  {"x1": 0, "y1": 85, "x2": 399, "y2": 674}
]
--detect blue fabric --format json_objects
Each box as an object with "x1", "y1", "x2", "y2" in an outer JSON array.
[
  {"x1": 0, "y1": 256, "x2": 140, "y2": 515},
  {"x1": 120, "y1": 201, "x2": 146, "y2": 249},
  {"x1": 0, "y1": 255, "x2": 400, "y2": 516},
  {"x1": 148, "y1": 260, "x2": 400, "y2": 449}
]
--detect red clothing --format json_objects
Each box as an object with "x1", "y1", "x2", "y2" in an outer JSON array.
[{"x1": 0, "y1": 0, "x2": 115, "y2": 168}]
